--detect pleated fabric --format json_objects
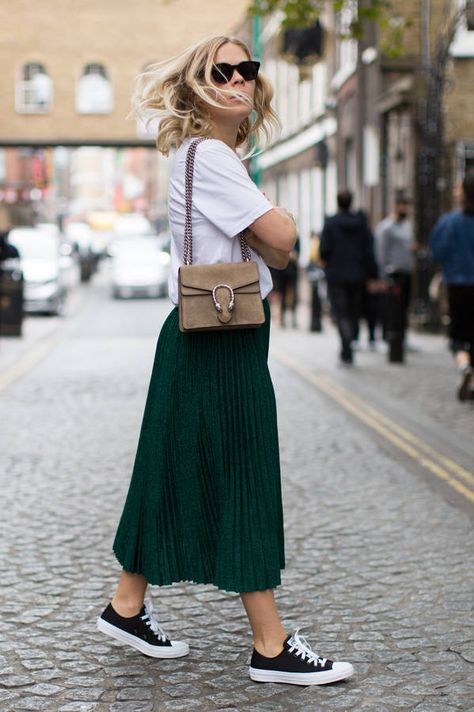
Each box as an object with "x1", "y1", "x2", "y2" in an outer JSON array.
[{"x1": 113, "y1": 300, "x2": 285, "y2": 593}]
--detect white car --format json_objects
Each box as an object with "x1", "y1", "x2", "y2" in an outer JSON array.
[
  {"x1": 9, "y1": 227, "x2": 67, "y2": 315},
  {"x1": 114, "y1": 213, "x2": 153, "y2": 236},
  {"x1": 110, "y1": 235, "x2": 170, "y2": 299}
]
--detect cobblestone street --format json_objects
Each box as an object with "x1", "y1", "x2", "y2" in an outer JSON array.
[{"x1": 1, "y1": 273, "x2": 473, "y2": 711}]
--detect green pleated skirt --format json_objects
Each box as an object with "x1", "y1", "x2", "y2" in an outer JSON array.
[{"x1": 113, "y1": 300, "x2": 285, "y2": 593}]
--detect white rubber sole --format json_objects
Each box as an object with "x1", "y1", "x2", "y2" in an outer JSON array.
[
  {"x1": 96, "y1": 617, "x2": 189, "y2": 658},
  {"x1": 249, "y1": 661, "x2": 354, "y2": 686}
]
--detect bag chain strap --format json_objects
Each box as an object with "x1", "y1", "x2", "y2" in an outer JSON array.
[{"x1": 183, "y1": 137, "x2": 252, "y2": 266}]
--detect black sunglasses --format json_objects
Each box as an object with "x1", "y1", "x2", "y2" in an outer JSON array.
[{"x1": 210, "y1": 61, "x2": 260, "y2": 84}]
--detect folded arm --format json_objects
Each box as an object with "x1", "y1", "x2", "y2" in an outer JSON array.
[
  {"x1": 243, "y1": 229, "x2": 291, "y2": 269},
  {"x1": 244, "y1": 205, "x2": 297, "y2": 269}
]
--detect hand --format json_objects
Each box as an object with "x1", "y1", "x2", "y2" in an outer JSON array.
[
  {"x1": 367, "y1": 279, "x2": 387, "y2": 293},
  {"x1": 243, "y1": 229, "x2": 290, "y2": 269},
  {"x1": 275, "y1": 207, "x2": 297, "y2": 225}
]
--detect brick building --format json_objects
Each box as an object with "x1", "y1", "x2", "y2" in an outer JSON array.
[
  {"x1": 254, "y1": 0, "x2": 474, "y2": 271},
  {"x1": 0, "y1": 0, "x2": 248, "y2": 221},
  {"x1": 0, "y1": 0, "x2": 249, "y2": 145}
]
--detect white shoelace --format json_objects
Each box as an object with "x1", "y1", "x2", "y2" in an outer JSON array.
[
  {"x1": 140, "y1": 599, "x2": 168, "y2": 642},
  {"x1": 287, "y1": 629, "x2": 327, "y2": 667}
]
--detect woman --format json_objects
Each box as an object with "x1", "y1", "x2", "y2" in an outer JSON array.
[
  {"x1": 97, "y1": 35, "x2": 353, "y2": 686},
  {"x1": 430, "y1": 170, "x2": 474, "y2": 401}
]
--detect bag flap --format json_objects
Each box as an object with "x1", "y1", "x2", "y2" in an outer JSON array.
[
  {"x1": 179, "y1": 262, "x2": 260, "y2": 292},
  {"x1": 180, "y1": 282, "x2": 261, "y2": 297}
]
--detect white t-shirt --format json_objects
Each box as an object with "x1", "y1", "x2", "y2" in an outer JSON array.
[{"x1": 167, "y1": 137, "x2": 274, "y2": 305}]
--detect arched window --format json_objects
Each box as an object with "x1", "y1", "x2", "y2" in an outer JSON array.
[
  {"x1": 16, "y1": 63, "x2": 53, "y2": 113},
  {"x1": 76, "y1": 63, "x2": 113, "y2": 114}
]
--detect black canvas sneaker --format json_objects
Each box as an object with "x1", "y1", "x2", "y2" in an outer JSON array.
[
  {"x1": 249, "y1": 630, "x2": 354, "y2": 686},
  {"x1": 97, "y1": 598, "x2": 189, "y2": 658}
]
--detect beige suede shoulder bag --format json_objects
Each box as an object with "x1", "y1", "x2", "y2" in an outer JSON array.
[{"x1": 178, "y1": 137, "x2": 265, "y2": 333}]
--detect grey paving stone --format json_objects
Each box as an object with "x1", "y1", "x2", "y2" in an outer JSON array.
[
  {"x1": 115, "y1": 687, "x2": 154, "y2": 701},
  {"x1": 160, "y1": 701, "x2": 208, "y2": 711},
  {"x1": 57, "y1": 705, "x2": 99, "y2": 712},
  {"x1": 113, "y1": 676, "x2": 155, "y2": 687},
  {"x1": 109, "y1": 704, "x2": 154, "y2": 712},
  {"x1": 27, "y1": 682, "x2": 64, "y2": 696},
  {"x1": 13, "y1": 698, "x2": 54, "y2": 711},
  {"x1": 63, "y1": 688, "x2": 105, "y2": 702},
  {"x1": 21, "y1": 659, "x2": 56, "y2": 671},
  {"x1": 0, "y1": 689, "x2": 19, "y2": 702},
  {"x1": 411, "y1": 704, "x2": 461, "y2": 712},
  {"x1": 0, "y1": 673, "x2": 35, "y2": 687},
  {"x1": 161, "y1": 683, "x2": 204, "y2": 698}
]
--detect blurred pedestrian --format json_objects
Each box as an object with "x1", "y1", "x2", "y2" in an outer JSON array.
[
  {"x1": 430, "y1": 170, "x2": 474, "y2": 401},
  {"x1": 353, "y1": 284, "x2": 380, "y2": 350},
  {"x1": 96, "y1": 35, "x2": 353, "y2": 687},
  {"x1": 320, "y1": 190, "x2": 378, "y2": 365},
  {"x1": 0, "y1": 203, "x2": 22, "y2": 337},
  {"x1": 307, "y1": 230, "x2": 325, "y2": 332},
  {"x1": 0, "y1": 204, "x2": 19, "y2": 262},
  {"x1": 375, "y1": 195, "x2": 415, "y2": 350},
  {"x1": 276, "y1": 237, "x2": 300, "y2": 328}
]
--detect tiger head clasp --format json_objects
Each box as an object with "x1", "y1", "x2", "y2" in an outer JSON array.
[{"x1": 212, "y1": 284, "x2": 235, "y2": 323}]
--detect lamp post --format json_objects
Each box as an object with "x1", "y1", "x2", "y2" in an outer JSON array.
[{"x1": 250, "y1": 14, "x2": 262, "y2": 186}]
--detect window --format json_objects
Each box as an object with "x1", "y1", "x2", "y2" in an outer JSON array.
[
  {"x1": 76, "y1": 63, "x2": 113, "y2": 114},
  {"x1": 344, "y1": 137, "x2": 356, "y2": 191},
  {"x1": 451, "y1": 0, "x2": 474, "y2": 56},
  {"x1": 16, "y1": 63, "x2": 53, "y2": 113},
  {"x1": 331, "y1": 1, "x2": 358, "y2": 90},
  {"x1": 455, "y1": 141, "x2": 474, "y2": 182}
]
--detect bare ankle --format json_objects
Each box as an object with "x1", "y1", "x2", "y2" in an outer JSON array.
[
  {"x1": 254, "y1": 634, "x2": 287, "y2": 658},
  {"x1": 111, "y1": 597, "x2": 144, "y2": 618}
]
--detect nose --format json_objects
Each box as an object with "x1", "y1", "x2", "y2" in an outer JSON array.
[{"x1": 230, "y1": 69, "x2": 244, "y2": 85}]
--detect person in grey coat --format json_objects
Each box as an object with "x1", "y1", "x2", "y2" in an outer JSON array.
[{"x1": 375, "y1": 194, "x2": 415, "y2": 348}]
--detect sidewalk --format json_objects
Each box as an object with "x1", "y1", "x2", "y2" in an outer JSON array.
[{"x1": 270, "y1": 294, "x2": 473, "y2": 452}]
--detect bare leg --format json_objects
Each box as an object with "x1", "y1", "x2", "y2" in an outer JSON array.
[
  {"x1": 112, "y1": 571, "x2": 148, "y2": 617},
  {"x1": 240, "y1": 589, "x2": 287, "y2": 657},
  {"x1": 454, "y1": 349, "x2": 474, "y2": 401},
  {"x1": 455, "y1": 349, "x2": 471, "y2": 371}
]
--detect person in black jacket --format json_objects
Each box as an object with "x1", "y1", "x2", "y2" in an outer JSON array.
[
  {"x1": 320, "y1": 190, "x2": 378, "y2": 365},
  {"x1": 0, "y1": 204, "x2": 19, "y2": 262}
]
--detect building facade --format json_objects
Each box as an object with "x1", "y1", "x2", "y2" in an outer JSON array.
[
  {"x1": 254, "y1": 0, "x2": 474, "y2": 275},
  {"x1": 0, "y1": 0, "x2": 249, "y2": 223},
  {"x1": 0, "y1": 0, "x2": 249, "y2": 145}
]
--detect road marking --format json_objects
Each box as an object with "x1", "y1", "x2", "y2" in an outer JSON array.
[
  {"x1": 324, "y1": 378, "x2": 474, "y2": 487},
  {"x1": 0, "y1": 288, "x2": 90, "y2": 393},
  {"x1": 272, "y1": 349, "x2": 474, "y2": 505},
  {"x1": 0, "y1": 331, "x2": 64, "y2": 393}
]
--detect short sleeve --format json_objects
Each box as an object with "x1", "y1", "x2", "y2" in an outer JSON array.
[{"x1": 191, "y1": 140, "x2": 272, "y2": 238}]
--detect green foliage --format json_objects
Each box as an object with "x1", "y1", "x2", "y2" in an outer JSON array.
[
  {"x1": 248, "y1": 0, "x2": 411, "y2": 56},
  {"x1": 248, "y1": 0, "x2": 324, "y2": 27}
]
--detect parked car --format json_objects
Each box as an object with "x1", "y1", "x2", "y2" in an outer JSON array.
[
  {"x1": 109, "y1": 235, "x2": 170, "y2": 299},
  {"x1": 114, "y1": 213, "x2": 153, "y2": 236},
  {"x1": 37, "y1": 222, "x2": 80, "y2": 289},
  {"x1": 8, "y1": 227, "x2": 68, "y2": 315}
]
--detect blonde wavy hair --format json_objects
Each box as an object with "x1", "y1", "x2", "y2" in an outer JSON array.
[{"x1": 132, "y1": 35, "x2": 279, "y2": 156}]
